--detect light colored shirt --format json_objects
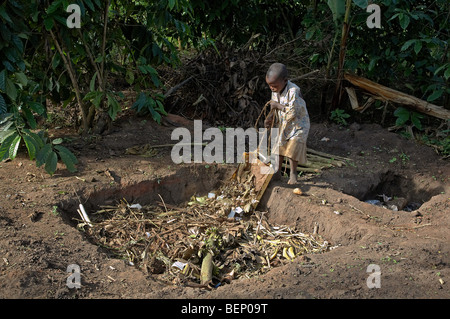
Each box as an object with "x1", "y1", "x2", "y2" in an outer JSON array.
[{"x1": 271, "y1": 80, "x2": 310, "y2": 145}]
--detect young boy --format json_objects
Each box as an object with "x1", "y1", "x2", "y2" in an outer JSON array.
[{"x1": 264, "y1": 63, "x2": 310, "y2": 184}]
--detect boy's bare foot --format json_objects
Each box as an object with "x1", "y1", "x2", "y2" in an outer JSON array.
[
  {"x1": 288, "y1": 172, "x2": 297, "y2": 184},
  {"x1": 288, "y1": 158, "x2": 298, "y2": 184}
]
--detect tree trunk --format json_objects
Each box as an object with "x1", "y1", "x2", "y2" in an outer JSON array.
[
  {"x1": 48, "y1": 29, "x2": 89, "y2": 134},
  {"x1": 344, "y1": 73, "x2": 450, "y2": 120},
  {"x1": 330, "y1": 0, "x2": 352, "y2": 112}
]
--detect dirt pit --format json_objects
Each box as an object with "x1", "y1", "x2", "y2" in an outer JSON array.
[
  {"x1": 346, "y1": 170, "x2": 444, "y2": 212},
  {"x1": 0, "y1": 117, "x2": 449, "y2": 300},
  {"x1": 59, "y1": 164, "x2": 332, "y2": 290}
]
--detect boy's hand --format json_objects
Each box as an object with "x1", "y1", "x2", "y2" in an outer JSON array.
[
  {"x1": 269, "y1": 101, "x2": 284, "y2": 111},
  {"x1": 264, "y1": 117, "x2": 273, "y2": 128}
]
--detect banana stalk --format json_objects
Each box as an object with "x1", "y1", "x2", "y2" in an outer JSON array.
[{"x1": 200, "y1": 252, "x2": 213, "y2": 285}]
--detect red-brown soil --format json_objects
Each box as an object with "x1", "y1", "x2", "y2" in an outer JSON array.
[{"x1": 0, "y1": 113, "x2": 448, "y2": 301}]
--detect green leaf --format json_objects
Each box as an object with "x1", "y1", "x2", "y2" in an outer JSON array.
[
  {"x1": 44, "y1": 18, "x2": 55, "y2": 31},
  {"x1": 52, "y1": 138, "x2": 63, "y2": 145},
  {"x1": 445, "y1": 67, "x2": 450, "y2": 80},
  {"x1": 394, "y1": 107, "x2": 410, "y2": 126},
  {"x1": 90, "y1": 72, "x2": 97, "y2": 91},
  {"x1": 132, "y1": 92, "x2": 147, "y2": 113},
  {"x1": 31, "y1": 10, "x2": 39, "y2": 22},
  {"x1": 0, "y1": 69, "x2": 6, "y2": 91},
  {"x1": 395, "y1": 117, "x2": 407, "y2": 127},
  {"x1": 54, "y1": 145, "x2": 77, "y2": 172},
  {"x1": 0, "y1": 94, "x2": 7, "y2": 114},
  {"x1": 125, "y1": 69, "x2": 134, "y2": 85},
  {"x1": 0, "y1": 113, "x2": 13, "y2": 126},
  {"x1": 83, "y1": 91, "x2": 104, "y2": 108},
  {"x1": 327, "y1": 0, "x2": 346, "y2": 24},
  {"x1": 23, "y1": 107, "x2": 37, "y2": 129},
  {"x1": 305, "y1": 30, "x2": 315, "y2": 41},
  {"x1": 45, "y1": 151, "x2": 58, "y2": 176},
  {"x1": 368, "y1": 58, "x2": 378, "y2": 72},
  {"x1": 54, "y1": 145, "x2": 77, "y2": 164},
  {"x1": 84, "y1": 0, "x2": 95, "y2": 11},
  {"x1": 23, "y1": 134, "x2": 36, "y2": 160},
  {"x1": 83, "y1": 91, "x2": 98, "y2": 101},
  {"x1": 57, "y1": 150, "x2": 76, "y2": 172},
  {"x1": 394, "y1": 107, "x2": 409, "y2": 117},
  {"x1": 152, "y1": 43, "x2": 162, "y2": 59},
  {"x1": 401, "y1": 39, "x2": 415, "y2": 51},
  {"x1": 434, "y1": 64, "x2": 447, "y2": 76},
  {"x1": 148, "y1": 98, "x2": 161, "y2": 124},
  {"x1": 0, "y1": 6, "x2": 13, "y2": 23},
  {"x1": 0, "y1": 123, "x2": 13, "y2": 136},
  {"x1": 11, "y1": 34, "x2": 23, "y2": 52},
  {"x1": 156, "y1": 100, "x2": 167, "y2": 115},
  {"x1": 36, "y1": 143, "x2": 52, "y2": 167},
  {"x1": 47, "y1": 0, "x2": 62, "y2": 14},
  {"x1": 15, "y1": 72, "x2": 27, "y2": 86},
  {"x1": 150, "y1": 73, "x2": 160, "y2": 88},
  {"x1": 5, "y1": 78, "x2": 17, "y2": 101},
  {"x1": 3, "y1": 61, "x2": 14, "y2": 72},
  {"x1": 145, "y1": 65, "x2": 158, "y2": 75},
  {"x1": 352, "y1": 0, "x2": 368, "y2": 9},
  {"x1": 414, "y1": 40, "x2": 422, "y2": 54},
  {"x1": 8, "y1": 134, "x2": 21, "y2": 160},
  {"x1": 388, "y1": 13, "x2": 400, "y2": 22},
  {"x1": 62, "y1": 0, "x2": 70, "y2": 11},
  {"x1": 138, "y1": 65, "x2": 148, "y2": 74},
  {"x1": 22, "y1": 129, "x2": 45, "y2": 148},
  {"x1": 0, "y1": 132, "x2": 18, "y2": 160},
  {"x1": 399, "y1": 14, "x2": 410, "y2": 30},
  {"x1": 93, "y1": 91, "x2": 104, "y2": 108},
  {"x1": 410, "y1": 113, "x2": 423, "y2": 130},
  {"x1": 0, "y1": 23, "x2": 12, "y2": 42},
  {"x1": 4, "y1": 48, "x2": 17, "y2": 64},
  {"x1": 427, "y1": 89, "x2": 443, "y2": 102},
  {"x1": 107, "y1": 94, "x2": 121, "y2": 120},
  {"x1": 52, "y1": 53, "x2": 61, "y2": 69},
  {"x1": 29, "y1": 102, "x2": 45, "y2": 115},
  {"x1": 0, "y1": 128, "x2": 15, "y2": 144}
]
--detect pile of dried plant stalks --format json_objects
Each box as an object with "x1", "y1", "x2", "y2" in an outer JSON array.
[
  {"x1": 160, "y1": 42, "x2": 323, "y2": 128},
  {"x1": 81, "y1": 175, "x2": 330, "y2": 289}
]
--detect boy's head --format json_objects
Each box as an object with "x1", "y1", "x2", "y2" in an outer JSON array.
[{"x1": 266, "y1": 63, "x2": 288, "y2": 93}]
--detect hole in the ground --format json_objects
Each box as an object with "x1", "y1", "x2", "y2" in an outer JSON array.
[
  {"x1": 354, "y1": 171, "x2": 444, "y2": 211},
  {"x1": 59, "y1": 165, "x2": 230, "y2": 227},
  {"x1": 59, "y1": 165, "x2": 332, "y2": 289}
]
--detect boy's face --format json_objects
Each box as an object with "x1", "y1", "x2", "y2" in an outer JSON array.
[{"x1": 266, "y1": 76, "x2": 287, "y2": 93}]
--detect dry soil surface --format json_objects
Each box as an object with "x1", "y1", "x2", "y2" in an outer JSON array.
[{"x1": 0, "y1": 114, "x2": 449, "y2": 302}]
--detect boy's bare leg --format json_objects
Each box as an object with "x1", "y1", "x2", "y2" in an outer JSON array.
[
  {"x1": 288, "y1": 158, "x2": 298, "y2": 184},
  {"x1": 272, "y1": 155, "x2": 283, "y2": 181}
]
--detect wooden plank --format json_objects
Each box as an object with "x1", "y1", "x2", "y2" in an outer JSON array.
[
  {"x1": 249, "y1": 156, "x2": 274, "y2": 209},
  {"x1": 231, "y1": 152, "x2": 273, "y2": 210}
]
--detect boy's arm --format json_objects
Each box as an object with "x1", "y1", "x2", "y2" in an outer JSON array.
[{"x1": 278, "y1": 88, "x2": 307, "y2": 123}]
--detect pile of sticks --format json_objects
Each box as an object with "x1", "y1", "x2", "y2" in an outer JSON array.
[{"x1": 279, "y1": 148, "x2": 350, "y2": 174}]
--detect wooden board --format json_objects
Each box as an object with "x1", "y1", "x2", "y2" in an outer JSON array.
[{"x1": 231, "y1": 152, "x2": 274, "y2": 209}]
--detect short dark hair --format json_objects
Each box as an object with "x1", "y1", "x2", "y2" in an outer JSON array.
[{"x1": 266, "y1": 63, "x2": 288, "y2": 81}]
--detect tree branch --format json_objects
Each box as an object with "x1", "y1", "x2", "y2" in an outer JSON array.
[{"x1": 48, "y1": 28, "x2": 88, "y2": 132}]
